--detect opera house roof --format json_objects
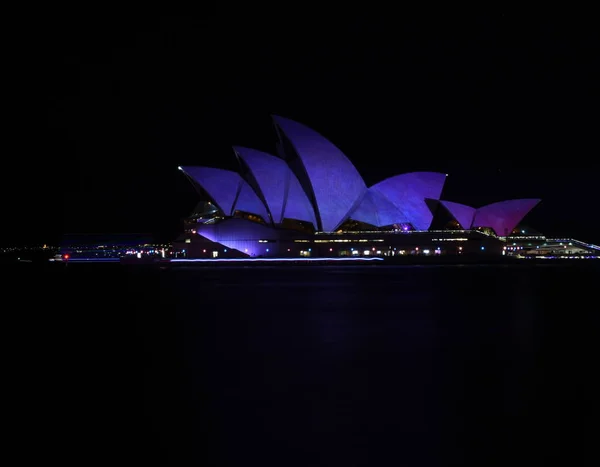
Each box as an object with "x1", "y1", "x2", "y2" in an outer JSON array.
[{"x1": 180, "y1": 116, "x2": 540, "y2": 236}]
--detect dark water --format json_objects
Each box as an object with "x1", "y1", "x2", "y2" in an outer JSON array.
[{"x1": 13, "y1": 263, "x2": 599, "y2": 466}]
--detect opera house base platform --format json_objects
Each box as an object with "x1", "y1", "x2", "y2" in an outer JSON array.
[
  {"x1": 172, "y1": 220, "x2": 505, "y2": 260},
  {"x1": 171, "y1": 220, "x2": 600, "y2": 262}
]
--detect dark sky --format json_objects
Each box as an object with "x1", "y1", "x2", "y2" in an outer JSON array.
[{"x1": 6, "y1": 13, "x2": 600, "y2": 245}]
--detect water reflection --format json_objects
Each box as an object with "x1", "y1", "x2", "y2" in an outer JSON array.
[{"x1": 44, "y1": 263, "x2": 598, "y2": 466}]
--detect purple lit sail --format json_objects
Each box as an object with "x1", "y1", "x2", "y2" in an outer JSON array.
[
  {"x1": 234, "y1": 146, "x2": 317, "y2": 227},
  {"x1": 472, "y1": 199, "x2": 541, "y2": 236},
  {"x1": 349, "y1": 189, "x2": 410, "y2": 227},
  {"x1": 180, "y1": 166, "x2": 241, "y2": 215},
  {"x1": 234, "y1": 146, "x2": 286, "y2": 222},
  {"x1": 371, "y1": 172, "x2": 447, "y2": 230},
  {"x1": 181, "y1": 166, "x2": 269, "y2": 221},
  {"x1": 439, "y1": 200, "x2": 476, "y2": 229},
  {"x1": 233, "y1": 180, "x2": 270, "y2": 223},
  {"x1": 347, "y1": 191, "x2": 378, "y2": 226},
  {"x1": 284, "y1": 174, "x2": 318, "y2": 228},
  {"x1": 272, "y1": 115, "x2": 367, "y2": 232}
]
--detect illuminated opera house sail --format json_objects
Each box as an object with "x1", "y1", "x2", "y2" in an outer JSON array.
[{"x1": 175, "y1": 116, "x2": 542, "y2": 258}]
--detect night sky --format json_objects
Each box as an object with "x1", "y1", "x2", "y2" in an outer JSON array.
[{"x1": 8, "y1": 13, "x2": 600, "y2": 245}]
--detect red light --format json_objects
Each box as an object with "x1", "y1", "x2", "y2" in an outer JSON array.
[{"x1": 63, "y1": 254, "x2": 70, "y2": 260}]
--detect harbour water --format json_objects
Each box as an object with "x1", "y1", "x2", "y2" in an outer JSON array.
[{"x1": 11, "y1": 262, "x2": 599, "y2": 466}]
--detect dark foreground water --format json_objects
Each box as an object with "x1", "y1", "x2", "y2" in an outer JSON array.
[{"x1": 11, "y1": 263, "x2": 600, "y2": 466}]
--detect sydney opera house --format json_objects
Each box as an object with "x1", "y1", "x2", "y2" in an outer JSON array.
[{"x1": 174, "y1": 116, "x2": 542, "y2": 259}]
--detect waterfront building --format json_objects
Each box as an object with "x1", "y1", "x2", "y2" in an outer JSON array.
[{"x1": 174, "y1": 116, "x2": 544, "y2": 259}]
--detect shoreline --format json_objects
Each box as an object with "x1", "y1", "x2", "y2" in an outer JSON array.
[{"x1": 3, "y1": 255, "x2": 598, "y2": 268}]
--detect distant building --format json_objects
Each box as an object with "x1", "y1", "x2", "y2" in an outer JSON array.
[{"x1": 174, "y1": 116, "x2": 542, "y2": 259}]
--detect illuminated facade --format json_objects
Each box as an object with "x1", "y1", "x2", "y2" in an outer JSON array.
[{"x1": 175, "y1": 117, "x2": 541, "y2": 258}]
